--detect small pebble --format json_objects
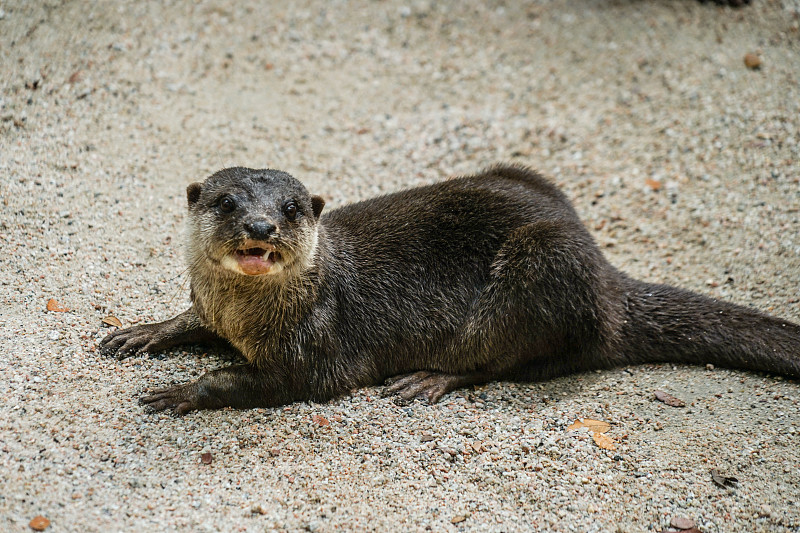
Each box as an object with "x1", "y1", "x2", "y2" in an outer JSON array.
[
  {"x1": 29, "y1": 516, "x2": 50, "y2": 531},
  {"x1": 744, "y1": 53, "x2": 762, "y2": 69},
  {"x1": 670, "y1": 516, "x2": 696, "y2": 530}
]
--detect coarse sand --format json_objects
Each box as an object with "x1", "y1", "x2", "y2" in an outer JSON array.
[{"x1": 1, "y1": 1, "x2": 799, "y2": 531}]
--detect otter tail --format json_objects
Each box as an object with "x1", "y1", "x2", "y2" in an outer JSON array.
[{"x1": 610, "y1": 278, "x2": 800, "y2": 378}]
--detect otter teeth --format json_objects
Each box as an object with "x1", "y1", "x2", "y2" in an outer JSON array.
[{"x1": 225, "y1": 243, "x2": 283, "y2": 276}]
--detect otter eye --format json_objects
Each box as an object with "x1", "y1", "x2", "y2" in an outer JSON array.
[
  {"x1": 283, "y1": 201, "x2": 298, "y2": 221},
  {"x1": 219, "y1": 196, "x2": 236, "y2": 213}
]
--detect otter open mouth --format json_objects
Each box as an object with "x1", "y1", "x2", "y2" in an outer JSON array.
[{"x1": 231, "y1": 241, "x2": 282, "y2": 275}]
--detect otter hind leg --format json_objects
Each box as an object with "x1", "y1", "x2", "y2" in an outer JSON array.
[
  {"x1": 384, "y1": 221, "x2": 606, "y2": 402},
  {"x1": 383, "y1": 371, "x2": 491, "y2": 403},
  {"x1": 399, "y1": 221, "x2": 609, "y2": 396},
  {"x1": 457, "y1": 221, "x2": 606, "y2": 373}
]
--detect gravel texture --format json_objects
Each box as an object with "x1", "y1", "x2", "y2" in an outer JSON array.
[{"x1": 2, "y1": 1, "x2": 799, "y2": 531}]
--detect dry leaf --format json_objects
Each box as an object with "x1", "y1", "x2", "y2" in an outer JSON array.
[
  {"x1": 567, "y1": 420, "x2": 583, "y2": 431},
  {"x1": 654, "y1": 390, "x2": 685, "y2": 407},
  {"x1": 710, "y1": 469, "x2": 738, "y2": 488},
  {"x1": 645, "y1": 178, "x2": 663, "y2": 191},
  {"x1": 583, "y1": 419, "x2": 611, "y2": 433},
  {"x1": 200, "y1": 452, "x2": 213, "y2": 465},
  {"x1": 311, "y1": 414, "x2": 330, "y2": 426},
  {"x1": 46, "y1": 298, "x2": 69, "y2": 312},
  {"x1": 568, "y1": 418, "x2": 611, "y2": 433},
  {"x1": 101, "y1": 316, "x2": 123, "y2": 328},
  {"x1": 29, "y1": 516, "x2": 50, "y2": 531},
  {"x1": 450, "y1": 515, "x2": 468, "y2": 524},
  {"x1": 592, "y1": 432, "x2": 616, "y2": 451}
]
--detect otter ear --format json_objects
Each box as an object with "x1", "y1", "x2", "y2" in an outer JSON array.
[
  {"x1": 311, "y1": 195, "x2": 325, "y2": 219},
  {"x1": 186, "y1": 182, "x2": 202, "y2": 206}
]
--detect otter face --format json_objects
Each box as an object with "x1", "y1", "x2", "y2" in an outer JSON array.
[{"x1": 185, "y1": 168, "x2": 325, "y2": 277}]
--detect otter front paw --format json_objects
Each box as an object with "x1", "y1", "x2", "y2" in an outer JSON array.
[
  {"x1": 383, "y1": 371, "x2": 455, "y2": 403},
  {"x1": 140, "y1": 382, "x2": 201, "y2": 415},
  {"x1": 100, "y1": 323, "x2": 174, "y2": 360}
]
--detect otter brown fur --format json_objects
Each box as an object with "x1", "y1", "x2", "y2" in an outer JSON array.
[{"x1": 100, "y1": 165, "x2": 800, "y2": 414}]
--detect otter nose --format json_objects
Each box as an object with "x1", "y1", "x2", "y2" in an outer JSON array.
[{"x1": 244, "y1": 220, "x2": 277, "y2": 240}]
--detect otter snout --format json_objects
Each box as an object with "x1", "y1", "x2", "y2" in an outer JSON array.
[{"x1": 244, "y1": 219, "x2": 277, "y2": 240}]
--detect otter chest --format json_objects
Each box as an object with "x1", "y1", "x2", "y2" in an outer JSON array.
[{"x1": 192, "y1": 281, "x2": 300, "y2": 363}]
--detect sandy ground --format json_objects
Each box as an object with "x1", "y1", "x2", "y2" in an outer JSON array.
[{"x1": 2, "y1": 0, "x2": 799, "y2": 531}]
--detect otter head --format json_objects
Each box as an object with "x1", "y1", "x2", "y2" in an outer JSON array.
[{"x1": 186, "y1": 168, "x2": 325, "y2": 277}]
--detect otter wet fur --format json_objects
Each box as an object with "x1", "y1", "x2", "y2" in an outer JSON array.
[{"x1": 100, "y1": 165, "x2": 800, "y2": 414}]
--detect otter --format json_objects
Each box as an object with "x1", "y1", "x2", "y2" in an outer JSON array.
[{"x1": 100, "y1": 165, "x2": 799, "y2": 414}]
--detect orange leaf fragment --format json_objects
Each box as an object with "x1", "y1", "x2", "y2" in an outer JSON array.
[
  {"x1": 592, "y1": 432, "x2": 616, "y2": 451},
  {"x1": 29, "y1": 516, "x2": 50, "y2": 531},
  {"x1": 568, "y1": 418, "x2": 611, "y2": 433},
  {"x1": 101, "y1": 316, "x2": 123, "y2": 328},
  {"x1": 46, "y1": 298, "x2": 69, "y2": 312},
  {"x1": 583, "y1": 419, "x2": 611, "y2": 433},
  {"x1": 645, "y1": 178, "x2": 663, "y2": 191},
  {"x1": 567, "y1": 420, "x2": 583, "y2": 431}
]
